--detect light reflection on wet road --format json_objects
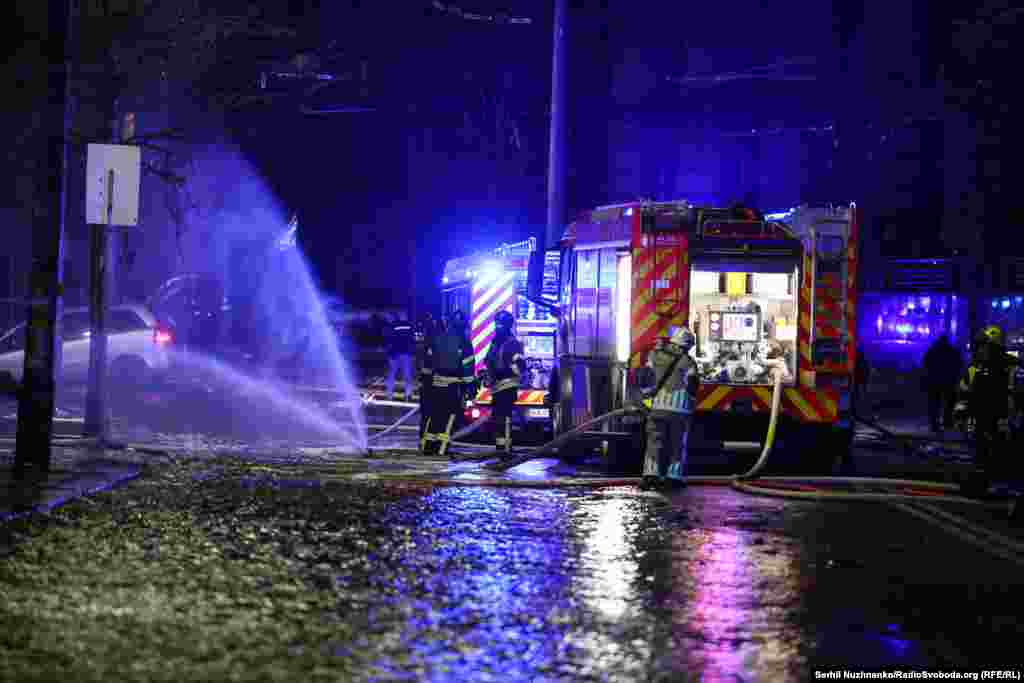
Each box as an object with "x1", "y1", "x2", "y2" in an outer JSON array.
[{"x1": 328, "y1": 484, "x2": 1021, "y2": 681}]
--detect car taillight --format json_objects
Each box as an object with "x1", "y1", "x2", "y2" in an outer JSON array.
[{"x1": 154, "y1": 327, "x2": 173, "y2": 345}]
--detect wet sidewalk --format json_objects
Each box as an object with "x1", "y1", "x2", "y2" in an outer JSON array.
[{"x1": 1, "y1": 453, "x2": 142, "y2": 522}]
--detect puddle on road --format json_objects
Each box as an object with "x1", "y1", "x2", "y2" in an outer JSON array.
[{"x1": 287, "y1": 483, "x2": 1018, "y2": 681}]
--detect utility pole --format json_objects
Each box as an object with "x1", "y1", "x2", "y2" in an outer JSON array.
[
  {"x1": 544, "y1": 0, "x2": 568, "y2": 252},
  {"x1": 14, "y1": 0, "x2": 75, "y2": 476},
  {"x1": 528, "y1": 0, "x2": 567, "y2": 305},
  {"x1": 83, "y1": 68, "x2": 125, "y2": 442}
]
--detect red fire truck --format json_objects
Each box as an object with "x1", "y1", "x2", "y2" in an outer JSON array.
[
  {"x1": 540, "y1": 199, "x2": 860, "y2": 472},
  {"x1": 441, "y1": 238, "x2": 561, "y2": 440}
]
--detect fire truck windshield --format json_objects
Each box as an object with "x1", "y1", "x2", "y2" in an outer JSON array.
[{"x1": 689, "y1": 267, "x2": 798, "y2": 386}]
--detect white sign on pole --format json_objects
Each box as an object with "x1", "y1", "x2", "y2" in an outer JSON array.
[{"x1": 85, "y1": 143, "x2": 141, "y2": 226}]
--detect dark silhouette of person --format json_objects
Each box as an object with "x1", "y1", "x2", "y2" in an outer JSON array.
[
  {"x1": 853, "y1": 345, "x2": 871, "y2": 418},
  {"x1": 922, "y1": 334, "x2": 962, "y2": 432}
]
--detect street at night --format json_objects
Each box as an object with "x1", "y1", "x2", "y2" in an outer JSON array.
[
  {"x1": 2, "y1": 443, "x2": 1023, "y2": 681},
  {"x1": 4, "y1": 0, "x2": 1024, "y2": 680}
]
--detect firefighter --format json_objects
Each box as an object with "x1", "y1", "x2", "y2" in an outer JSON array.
[
  {"x1": 922, "y1": 334, "x2": 962, "y2": 432},
  {"x1": 485, "y1": 310, "x2": 525, "y2": 454},
  {"x1": 640, "y1": 326, "x2": 699, "y2": 491},
  {"x1": 416, "y1": 313, "x2": 437, "y2": 441},
  {"x1": 384, "y1": 313, "x2": 416, "y2": 401},
  {"x1": 421, "y1": 311, "x2": 475, "y2": 456},
  {"x1": 959, "y1": 325, "x2": 1019, "y2": 494}
]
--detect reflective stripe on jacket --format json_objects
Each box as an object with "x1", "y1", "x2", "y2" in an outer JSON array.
[{"x1": 647, "y1": 346, "x2": 697, "y2": 415}]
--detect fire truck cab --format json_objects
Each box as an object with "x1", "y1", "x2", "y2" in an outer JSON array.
[
  {"x1": 440, "y1": 238, "x2": 561, "y2": 440},
  {"x1": 543, "y1": 199, "x2": 860, "y2": 473}
]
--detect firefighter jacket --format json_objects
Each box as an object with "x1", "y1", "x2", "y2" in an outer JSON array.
[
  {"x1": 428, "y1": 331, "x2": 475, "y2": 388},
  {"x1": 384, "y1": 320, "x2": 416, "y2": 357},
  {"x1": 645, "y1": 345, "x2": 698, "y2": 416},
  {"x1": 416, "y1": 327, "x2": 434, "y2": 383},
  {"x1": 486, "y1": 331, "x2": 526, "y2": 393},
  {"x1": 959, "y1": 343, "x2": 1018, "y2": 418}
]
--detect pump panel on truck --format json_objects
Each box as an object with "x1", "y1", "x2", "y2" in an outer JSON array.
[
  {"x1": 532, "y1": 199, "x2": 860, "y2": 472},
  {"x1": 441, "y1": 238, "x2": 561, "y2": 440}
]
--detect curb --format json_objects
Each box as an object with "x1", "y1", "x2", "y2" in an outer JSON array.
[{"x1": 1, "y1": 463, "x2": 143, "y2": 523}]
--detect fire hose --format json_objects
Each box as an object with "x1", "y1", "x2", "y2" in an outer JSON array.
[{"x1": 483, "y1": 367, "x2": 786, "y2": 474}]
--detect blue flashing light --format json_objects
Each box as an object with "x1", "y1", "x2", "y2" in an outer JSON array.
[
  {"x1": 1002, "y1": 299, "x2": 1011, "y2": 310},
  {"x1": 992, "y1": 300, "x2": 999, "y2": 309},
  {"x1": 477, "y1": 260, "x2": 503, "y2": 284},
  {"x1": 920, "y1": 297, "x2": 930, "y2": 309},
  {"x1": 1016, "y1": 297, "x2": 1023, "y2": 304},
  {"x1": 624, "y1": 207, "x2": 633, "y2": 216},
  {"x1": 442, "y1": 276, "x2": 449, "y2": 285}
]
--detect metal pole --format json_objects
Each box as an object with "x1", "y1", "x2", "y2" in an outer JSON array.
[
  {"x1": 544, "y1": 0, "x2": 568, "y2": 250},
  {"x1": 83, "y1": 170, "x2": 112, "y2": 441},
  {"x1": 14, "y1": 0, "x2": 74, "y2": 475}
]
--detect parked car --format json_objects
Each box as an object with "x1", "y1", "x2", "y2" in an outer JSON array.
[{"x1": 0, "y1": 304, "x2": 171, "y2": 388}]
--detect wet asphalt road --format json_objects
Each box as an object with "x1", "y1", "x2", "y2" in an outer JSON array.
[
  {"x1": 305, "y1": 482, "x2": 1020, "y2": 680},
  {"x1": 3, "y1": 387, "x2": 1023, "y2": 678}
]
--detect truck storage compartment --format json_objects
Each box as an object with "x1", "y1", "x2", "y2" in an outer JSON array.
[{"x1": 689, "y1": 253, "x2": 799, "y2": 386}]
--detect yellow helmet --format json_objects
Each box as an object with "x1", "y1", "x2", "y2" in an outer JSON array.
[{"x1": 978, "y1": 325, "x2": 1004, "y2": 345}]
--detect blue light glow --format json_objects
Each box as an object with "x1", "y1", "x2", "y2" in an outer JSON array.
[
  {"x1": 920, "y1": 297, "x2": 930, "y2": 309},
  {"x1": 992, "y1": 300, "x2": 999, "y2": 309},
  {"x1": 1002, "y1": 299, "x2": 1012, "y2": 309},
  {"x1": 442, "y1": 276, "x2": 449, "y2": 285}
]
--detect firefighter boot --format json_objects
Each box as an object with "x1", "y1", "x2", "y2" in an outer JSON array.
[
  {"x1": 642, "y1": 417, "x2": 667, "y2": 490},
  {"x1": 666, "y1": 463, "x2": 686, "y2": 490},
  {"x1": 420, "y1": 418, "x2": 438, "y2": 456},
  {"x1": 437, "y1": 415, "x2": 456, "y2": 457},
  {"x1": 496, "y1": 417, "x2": 512, "y2": 455}
]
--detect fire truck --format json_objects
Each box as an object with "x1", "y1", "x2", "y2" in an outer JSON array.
[
  {"x1": 537, "y1": 199, "x2": 860, "y2": 472},
  {"x1": 440, "y1": 238, "x2": 561, "y2": 439}
]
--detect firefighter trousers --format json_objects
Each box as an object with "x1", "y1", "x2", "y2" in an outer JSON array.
[
  {"x1": 422, "y1": 381, "x2": 462, "y2": 456},
  {"x1": 418, "y1": 372, "x2": 433, "y2": 440},
  {"x1": 643, "y1": 412, "x2": 692, "y2": 480},
  {"x1": 492, "y1": 386, "x2": 517, "y2": 453}
]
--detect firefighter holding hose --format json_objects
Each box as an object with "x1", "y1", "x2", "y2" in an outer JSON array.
[
  {"x1": 640, "y1": 326, "x2": 699, "y2": 491},
  {"x1": 486, "y1": 310, "x2": 526, "y2": 455},
  {"x1": 421, "y1": 311, "x2": 475, "y2": 456}
]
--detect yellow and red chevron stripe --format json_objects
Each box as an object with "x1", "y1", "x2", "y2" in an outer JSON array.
[
  {"x1": 814, "y1": 272, "x2": 844, "y2": 339},
  {"x1": 797, "y1": 250, "x2": 814, "y2": 386},
  {"x1": 629, "y1": 236, "x2": 690, "y2": 368},
  {"x1": 470, "y1": 272, "x2": 516, "y2": 374},
  {"x1": 474, "y1": 388, "x2": 548, "y2": 406},
  {"x1": 695, "y1": 384, "x2": 838, "y2": 423},
  {"x1": 846, "y1": 206, "x2": 859, "y2": 370}
]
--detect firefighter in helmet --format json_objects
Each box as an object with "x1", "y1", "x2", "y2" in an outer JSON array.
[
  {"x1": 958, "y1": 325, "x2": 1019, "y2": 494},
  {"x1": 485, "y1": 309, "x2": 526, "y2": 454},
  {"x1": 641, "y1": 326, "x2": 699, "y2": 490},
  {"x1": 421, "y1": 310, "x2": 475, "y2": 456}
]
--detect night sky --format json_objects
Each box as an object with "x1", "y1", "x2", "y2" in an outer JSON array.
[{"x1": 6, "y1": 1, "x2": 1020, "y2": 314}]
